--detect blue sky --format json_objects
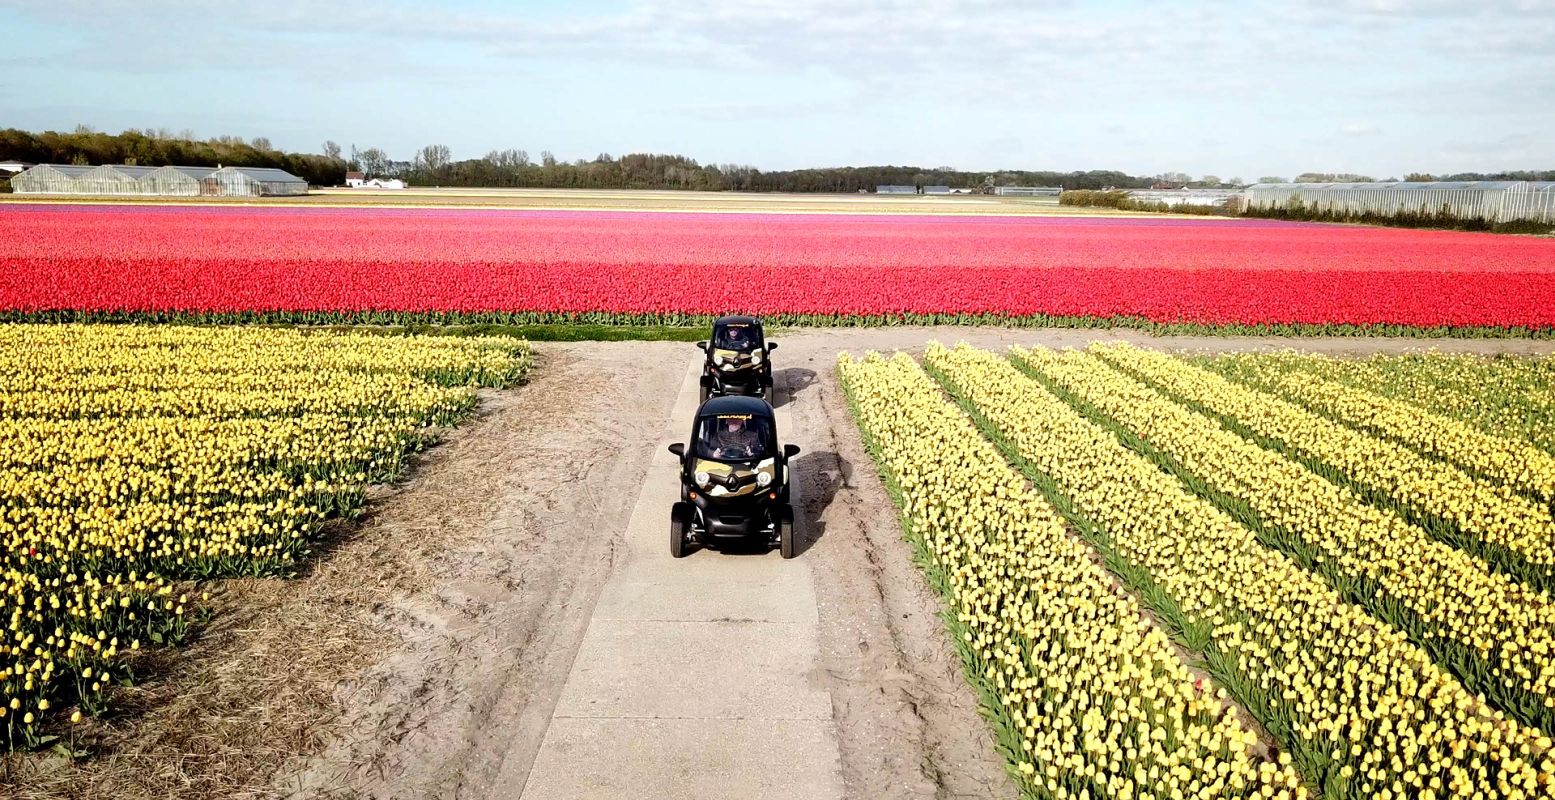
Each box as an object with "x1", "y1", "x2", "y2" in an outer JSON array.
[{"x1": 2, "y1": 0, "x2": 1551, "y2": 179}]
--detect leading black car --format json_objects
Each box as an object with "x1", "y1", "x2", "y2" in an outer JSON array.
[{"x1": 667, "y1": 395, "x2": 800, "y2": 558}]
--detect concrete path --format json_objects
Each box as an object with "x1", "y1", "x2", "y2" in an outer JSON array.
[{"x1": 515, "y1": 362, "x2": 844, "y2": 799}]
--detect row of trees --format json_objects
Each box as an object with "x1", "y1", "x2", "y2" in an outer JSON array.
[
  {"x1": 349, "y1": 145, "x2": 1165, "y2": 192},
  {"x1": 0, "y1": 126, "x2": 348, "y2": 186},
  {"x1": 5, "y1": 127, "x2": 1550, "y2": 192}
]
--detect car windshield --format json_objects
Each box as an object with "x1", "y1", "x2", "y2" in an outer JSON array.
[
  {"x1": 695, "y1": 413, "x2": 775, "y2": 461},
  {"x1": 713, "y1": 323, "x2": 761, "y2": 351}
]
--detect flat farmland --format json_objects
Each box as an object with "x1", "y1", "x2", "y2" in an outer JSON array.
[
  {"x1": 7, "y1": 195, "x2": 1555, "y2": 800},
  {"x1": 2, "y1": 186, "x2": 1086, "y2": 216}
]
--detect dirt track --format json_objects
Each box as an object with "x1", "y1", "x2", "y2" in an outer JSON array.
[
  {"x1": 276, "y1": 334, "x2": 1022, "y2": 799},
  {"x1": 10, "y1": 327, "x2": 1554, "y2": 800},
  {"x1": 273, "y1": 328, "x2": 1555, "y2": 799}
]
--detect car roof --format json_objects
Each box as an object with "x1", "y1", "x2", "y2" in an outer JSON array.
[
  {"x1": 713, "y1": 315, "x2": 762, "y2": 328},
  {"x1": 696, "y1": 395, "x2": 774, "y2": 419}
]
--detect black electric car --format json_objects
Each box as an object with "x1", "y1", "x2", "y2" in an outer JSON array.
[
  {"x1": 668, "y1": 395, "x2": 800, "y2": 558},
  {"x1": 697, "y1": 315, "x2": 775, "y2": 403}
]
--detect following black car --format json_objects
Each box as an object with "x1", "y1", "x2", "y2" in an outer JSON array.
[{"x1": 697, "y1": 315, "x2": 775, "y2": 402}]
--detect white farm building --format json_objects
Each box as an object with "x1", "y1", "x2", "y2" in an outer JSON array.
[
  {"x1": 993, "y1": 186, "x2": 1063, "y2": 196},
  {"x1": 12, "y1": 163, "x2": 308, "y2": 197}
]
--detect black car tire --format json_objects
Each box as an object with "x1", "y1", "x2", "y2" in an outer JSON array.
[
  {"x1": 699, "y1": 384, "x2": 712, "y2": 404},
  {"x1": 671, "y1": 508, "x2": 690, "y2": 559},
  {"x1": 778, "y1": 505, "x2": 796, "y2": 559}
]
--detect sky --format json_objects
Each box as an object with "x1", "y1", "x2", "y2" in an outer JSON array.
[{"x1": 2, "y1": 0, "x2": 1552, "y2": 179}]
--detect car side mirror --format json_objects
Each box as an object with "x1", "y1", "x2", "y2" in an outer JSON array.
[
  {"x1": 696, "y1": 341, "x2": 708, "y2": 351},
  {"x1": 668, "y1": 443, "x2": 685, "y2": 457},
  {"x1": 766, "y1": 342, "x2": 778, "y2": 352},
  {"x1": 784, "y1": 444, "x2": 801, "y2": 458}
]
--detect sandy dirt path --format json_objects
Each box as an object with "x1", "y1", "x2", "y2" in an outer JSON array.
[
  {"x1": 278, "y1": 333, "x2": 1032, "y2": 800},
  {"x1": 513, "y1": 357, "x2": 840, "y2": 799},
  {"x1": 275, "y1": 327, "x2": 1555, "y2": 800}
]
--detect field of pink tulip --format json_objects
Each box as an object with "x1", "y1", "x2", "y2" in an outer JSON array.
[{"x1": 3, "y1": 203, "x2": 1554, "y2": 334}]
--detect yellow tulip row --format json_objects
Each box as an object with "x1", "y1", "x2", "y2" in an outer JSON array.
[
  {"x1": 0, "y1": 324, "x2": 529, "y2": 384},
  {"x1": 925, "y1": 342, "x2": 1553, "y2": 799},
  {"x1": 1205, "y1": 351, "x2": 1555, "y2": 461},
  {"x1": 1014, "y1": 344, "x2": 1555, "y2": 732},
  {"x1": 1211, "y1": 360, "x2": 1555, "y2": 505},
  {"x1": 1099, "y1": 345, "x2": 1555, "y2": 592},
  {"x1": 838, "y1": 351, "x2": 1305, "y2": 800},
  {"x1": 1, "y1": 372, "x2": 470, "y2": 423},
  {"x1": 0, "y1": 414, "x2": 408, "y2": 472},
  {"x1": 0, "y1": 324, "x2": 530, "y2": 748}
]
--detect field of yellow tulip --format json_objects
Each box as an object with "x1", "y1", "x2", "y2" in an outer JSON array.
[
  {"x1": 1204, "y1": 360, "x2": 1555, "y2": 506},
  {"x1": 920, "y1": 342, "x2": 1553, "y2": 799},
  {"x1": 837, "y1": 351, "x2": 1306, "y2": 799},
  {"x1": 1201, "y1": 352, "x2": 1555, "y2": 456},
  {"x1": 0, "y1": 325, "x2": 530, "y2": 748},
  {"x1": 1011, "y1": 344, "x2": 1555, "y2": 734},
  {"x1": 1098, "y1": 345, "x2": 1555, "y2": 596}
]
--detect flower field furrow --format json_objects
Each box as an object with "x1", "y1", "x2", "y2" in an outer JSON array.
[
  {"x1": 925, "y1": 342, "x2": 1554, "y2": 799},
  {"x1": 0, "y1": 325, "x2": 530, "y2": 748},
  {"x1": 1013, "y1": 344, "x2": 1555, "y2": 732},
  {"x1": 1216, "y1": 363, "x2": 1555, "y2": 504},
  {"x1": 3, "y1": 205, "x2": 1555, "y2": 332},
  {"x1": 838, "y1": 351, "x2": 1305, "y2": 799},
  {"x1": 1204, "y1": 352, "x2": 1555, "y2": 458},
  {"x1": 1101, "y1": 345, "x2": 1555, "y2": 594}
]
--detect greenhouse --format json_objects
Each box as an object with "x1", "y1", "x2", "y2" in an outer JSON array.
[
  {"x1": 78, "y1": 165, "x2": 157, "y2": 195},
  {"x1": 1244, "y1": 181, "x2": 1555, "y2": 224},
  {"x1": 202, "y1": 166, "x2": 308, "y2": 197},
  {"x1": 139, "y1": 166, "x2": 217, "y2": 196},
  {"x1": 11, "y1": 163, "x2": 308, "y2": 197},
  {"x1": 9, "y1": 164, "x2": 94, "y2": 193}
]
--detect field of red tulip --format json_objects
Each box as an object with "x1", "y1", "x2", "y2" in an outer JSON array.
[{"x1": 3, "y1": 204, "x2": 1555, "y2": 334}]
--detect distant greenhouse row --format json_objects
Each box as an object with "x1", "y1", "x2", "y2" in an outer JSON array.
[
  {"x1": 1244, "y1": 180, "x2": 1555, "y2": 225},
  {"x1": 12, "y1": 164, "x2": 308, "y2": 197}
]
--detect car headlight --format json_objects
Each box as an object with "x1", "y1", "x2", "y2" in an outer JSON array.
[
  {"x1": 716, "y1": 354, "x2": 731, "y2": 365},
  {"x1": 694, "y1": 471, "x2": 711, "y2": 488},
  {"x1": 751, "y1": 351, "x2": 763, "y2": 365},
  {"x1": 756, "y1": 472, "x2": 772, "y2": 488}
]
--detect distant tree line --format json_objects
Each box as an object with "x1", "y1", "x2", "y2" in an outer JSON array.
[
  {"x1": 5, "y1": 127, "x2": 1551, "y2": 193},
  {"x1": 0, "y1": 126, "x2": 347, "y2": 186},
  {"x1": 355, "y1": 146, "x2": 1163, "y2": 192}
]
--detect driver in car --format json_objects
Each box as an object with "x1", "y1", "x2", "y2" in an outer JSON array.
[
  {"x1": 714, "y1": 416, "x2": 760, "y2": 459},
  {"x1": 725, "y1": 326, "x2": 748, "y2": 349}
]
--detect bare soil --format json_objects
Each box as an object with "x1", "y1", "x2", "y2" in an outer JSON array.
[{"x1": 5, "y1": 327, "x2": 1551, "y2": 800}]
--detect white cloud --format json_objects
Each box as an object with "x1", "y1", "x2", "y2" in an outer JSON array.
[
  {"x1": 1339, "y1": 123, "x2": 1381, "y2": 136},
  {"x1": 4, "y1": 0, "x2": 1553, "y2": 175}
]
